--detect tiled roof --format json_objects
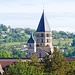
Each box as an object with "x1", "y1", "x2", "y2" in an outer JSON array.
[
  {"x1": 36, "y1": 11, "x2": 51, "y2": 32},
  {"x1": 0, "y1": 58, "x2": 30, "y2": 69},
  {"x1": 0, "y1": 57, "x2": 75, "y2": 70},
  {"x1": 27, "y1": 34, "x2": 35, "y2": 43}
]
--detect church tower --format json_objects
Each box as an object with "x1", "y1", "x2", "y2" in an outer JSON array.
[
  {"x1": 36, "y1": 10, "x2": 53, "y2": 57},
  {"x1": 26, "y1": 34, "x2": 36, "y2": 58}
]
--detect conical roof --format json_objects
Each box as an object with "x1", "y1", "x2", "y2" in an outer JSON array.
[
  {"x1": 36, "y1": 11, "x2": 51, "y2": 32},
  {"x1": 27, "y1": 34, "x2": 35, "y2": 43}
]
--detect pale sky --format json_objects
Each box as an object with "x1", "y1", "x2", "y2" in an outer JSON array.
[{"x1": 0, "y1": 0, "x2": 75, "y2": 32}]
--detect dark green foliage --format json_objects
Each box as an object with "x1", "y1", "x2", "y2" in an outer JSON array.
[
  {"x1": 71, "y1": 38, "x2": 75, "y2": 46},
  {"x1": 4, "y1": 60, "x2": 44, "y2": 75},
  {"x1": 0, "y1": 50, "x2": 10, "y2": 58},
  {"x1": 25, "y1": 28, "x2": 35, "y2": 36},
  {"x1": 52, "y1": 30, "x2": 74, "y2": 39},
  {"x1": 0, "y1": 46, "x2": 26, "y2": 58},
  {"x1": 2, "y1": 47, "x2": 75, "y2": 75},
  {"x1": 30, "y1": 53, "x2": 39, "y2": 65},
  {"x1": 0, "y1": 24, "x2": 7, "y2": 32},
  {"x1": 11, "y1": 49, "x2": 26, "y2": 58},
  {"x1": 43, "y1": 47, "x2": 75, "y2": 75},
  {"x1": 63, "y1": 47, "x2": 75, "y2": 57}
]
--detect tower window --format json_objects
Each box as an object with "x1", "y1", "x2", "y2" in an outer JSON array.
[
  {"x1": 47, "y1": 39, "x2": 49, "y2": 43},
  {"x1": 29, "y1": 44, "x2": 31, "y2": 47},
  {"x1": 39, "y1": 53, "x2": 42, "y2": 58},
  {"x1": 41, "y1": 33, "x2": 44, "y2": 37},
  {"x1": 36, "y1": 44, "x2": 39, "y2": 47},
  {"x1": 47, "y1": 34, "x2": 49, "y2": 37},
  {"x1": 40, "y1": 44, "x2": 42, "y2": 46},
  {"x1": 41, "y1": 39, "x2": 44, "y2": 43}
]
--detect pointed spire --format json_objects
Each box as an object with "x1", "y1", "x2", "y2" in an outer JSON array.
[
  {"x1": 36, "y1": 11, "x2": 51, "y2": 32},
  {"x1": 27, "y1": 33, "x2": 35, "y2": 43}
]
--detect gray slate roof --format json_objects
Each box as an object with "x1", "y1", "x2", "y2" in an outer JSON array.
[
  {"x1": 27, "y1": 34, "x2": 35, "y2": 43},
  {"x1": 36, "y1": 11, "x2": 51, "y2": 32}
]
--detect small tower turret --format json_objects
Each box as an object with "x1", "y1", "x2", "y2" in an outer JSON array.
[{"x1": 26, "y1": 34, "x2": 36, "y2": 58}]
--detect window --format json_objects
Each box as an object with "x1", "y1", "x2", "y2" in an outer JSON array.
[
  {"x1": 47, "y1": 34, "x2": 49, "y2": 37},
  {"x1": 47, "y1": 39, "x2": 49, "y2": 43},
  {"x1": 36, "y1": 44, "x2": 39, "y2": 47},
  {"x1": 41, "y1": 39, "x2": 44, "y2": 43},
  {"x1": 29, "y1": 44, "x2": 31, "y2": 47},
  {"x1": 39, "y1": 53, "x2": 41, "y2": 58},
  {"x1": 41, "y1": 33, "x2": 44, "y2": 37},
  {"x1": 40, "y1": 44, "x2": 42, "y2": 46}
]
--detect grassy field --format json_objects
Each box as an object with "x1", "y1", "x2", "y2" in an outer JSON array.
[
  {"x1": 0, "y1": 39, "x2": 73, "y2": 47},
  {"x1": 53, "y1": 39, "x2": 73, "y2": 48},
  {"x1": 0, "y1": 42, "x2": 26, "y2": 47}
]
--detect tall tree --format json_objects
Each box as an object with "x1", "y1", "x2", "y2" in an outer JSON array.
[{"x1": 44, "y1": 47, "x2": 66, "y2": 75}]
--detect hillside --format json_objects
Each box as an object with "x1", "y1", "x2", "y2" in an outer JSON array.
[{"x1": 0, "y1": 24, "x2": 75, "y2": 58}]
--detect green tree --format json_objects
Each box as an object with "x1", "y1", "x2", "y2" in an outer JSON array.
[
  {"x1": 4, "y1": 60, "x2": 44, "y2": 75},
  {"x1": 71, "y1": 38, "x2": 75, "y2": 46},
  {"x1": 11, "y1": 48, "x2": 26, "y2": 58},
  {"x1": 44, "y1": 47, "x2": 66, "y2": 75},
  {"x1": 0, "y1": 50, "x2": 10, "y2": 58},
  {"x1": 30, "y1": 53, "x2": 39, "y2": 65}
]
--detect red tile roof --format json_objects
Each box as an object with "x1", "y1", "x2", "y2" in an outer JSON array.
[
  {"x1": 0, "y1": 58, "x2": 75, "y2": 69},
  {"x1": 0, "y1": 58, "x2": 30, "y2": 68}
]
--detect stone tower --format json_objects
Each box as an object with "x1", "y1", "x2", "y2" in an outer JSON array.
[
  {"x1": 36, "y1": 11, "x2": 53, "y2": 57},
  {"x1": 26, "y1": 34, "x2": 36, "y2": 58}
]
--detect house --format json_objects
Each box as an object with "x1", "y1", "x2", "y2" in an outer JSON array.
[
  {"x1": 26, "y1": 10, "x2": 53, "y2": 58},
  {"x1": 1, "y1": 33, "x2": 8, "y2": 37}
]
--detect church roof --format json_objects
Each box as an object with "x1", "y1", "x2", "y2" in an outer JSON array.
[
  {"x1": 27, "y1": 34, "x2": 35, "y2": 43},
  {"x1": 36, "y1": 11, "x2": 51, "y2": 32}
]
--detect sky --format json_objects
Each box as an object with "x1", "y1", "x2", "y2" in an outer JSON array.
[{"x1": 0, "y1": 0, "x2": 75, "y2": 32}]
